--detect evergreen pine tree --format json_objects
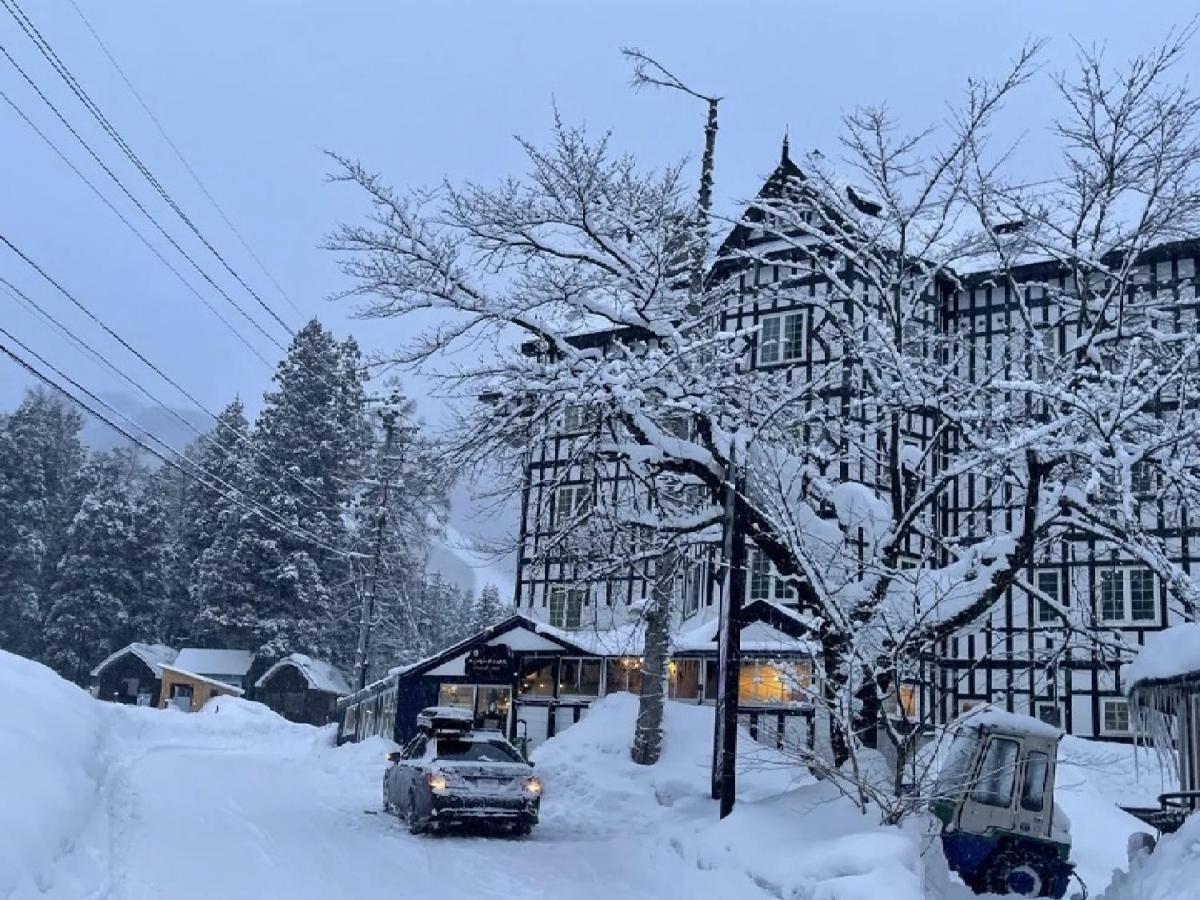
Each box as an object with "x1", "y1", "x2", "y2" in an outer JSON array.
[
  {"x1": 42, "y1": 453, "x2": 141, "y2": 682},
  {"x1": 469, "y1": 583, "x2": 505, "y2": 634},
  {"x1": 194, "y1": 322, "x2": 370, "y2": 661},
  {"x1": 0, "y1": 389, "x2": 86, "y2": 657}
]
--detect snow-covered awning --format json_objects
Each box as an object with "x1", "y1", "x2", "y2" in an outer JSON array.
[
  {"x1": 159, "y1": 664, "x2": 246, "y2": 696},
  {"x1": 254, "y1": 654, "x2": 351, "y2": 695},
  {"x1": 173, "y1": 648, "x2": 255, "y2": 680},
  {"x1": 1126, "y1": 624, "x2": 1200, "y2": 691},
  {"x1": 90, "y1": 642, "x2": 178, "y2": 678}
]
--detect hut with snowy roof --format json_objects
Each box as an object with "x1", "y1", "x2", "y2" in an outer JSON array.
[
  {"x1": 1124, "y1": 623, "x2": 1200, "y2": 832},
  {"x1": 255, "y1": 653, "x2": 351, "y2": 725},
  {"x1": 90, "y1": 642, "x2": 178, "y2": 706}
]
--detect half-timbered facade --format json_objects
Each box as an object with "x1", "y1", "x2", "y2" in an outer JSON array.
[{"x1": 512, "y1": 141, "x2": 1200, "y2": 743}]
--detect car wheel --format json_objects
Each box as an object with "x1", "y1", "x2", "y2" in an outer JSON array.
[
  {"x1": 382, "y1": 777, "x2": 393, "y2": 814},
  {"x1": 406, "y1": 791, "x2": 425, "y2": 835},
  {"x1": 513, "y1": 822, "x2": 532, "y2": 837}
]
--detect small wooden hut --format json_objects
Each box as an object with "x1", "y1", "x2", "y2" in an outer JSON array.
[
  {"x1": 254, "y1": 654, "x2": 350, "y2": 725},
  {"x1": 90, "y1": 643, "x2": 177, "y2": 705}
]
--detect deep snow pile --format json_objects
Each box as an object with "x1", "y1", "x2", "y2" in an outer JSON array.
[
  {"x1": 533, "y1": 693, "x2": 937, "y2": 900},
  {"x1": 1100, "y1": 811, "x2": 1200, "y2": 900},
  {"x1": 0, "y1": 651, "x2": 107, "y2": 899}
]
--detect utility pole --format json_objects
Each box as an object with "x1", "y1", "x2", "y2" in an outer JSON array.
[
  {"x1": 711, "y1": 444, "x2": 746, "y2": 816},
  {"x1": 353, "y1": 398, "x2": 403, "y2": 691}
]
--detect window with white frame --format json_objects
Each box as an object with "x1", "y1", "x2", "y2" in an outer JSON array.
[
  {"x1": 554, "y1": 484, "x2": 590, "y2": 525},
  {"x1": 757, "y1": 311, "x2": 805, "y2": 366},
  {"x1": 682, "y1": 560, "x2": 705, "y2": 617},
  {"x1": 1101, "y1": 697, "x2": 1131, "y2": 735},
  {"x1": 1095, "y1": 567, "x2": 1157, "y2": 624},
  {"x1": 548, "y1": 586, "x2": 586, "y2": 629},
  {"x1": 748, "y1": 549, "x2": 795, "y2": 603},
  {"x1": 1035, "y1": 570, "x2": 1063, "y2": 623}
]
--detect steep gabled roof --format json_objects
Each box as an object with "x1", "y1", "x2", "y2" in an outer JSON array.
[
  {"x1": 255, "y1": 653, "x2": 351, "y2": 695},
  {"x1": 90, "y1": 642, "x2": 178, "y2": 678}
]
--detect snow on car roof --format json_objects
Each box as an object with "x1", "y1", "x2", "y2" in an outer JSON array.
[
  {"x1": 173, "y1": 648, "x2": 255, "y2": 678},
  {"x1": 90, "y1": 642, "x2": 177, "y2": 678},
  {"x1": 954, "y1": 706, "x2": 1063, "y2": 740},
  {"x1": 1126, "y1": 623, "x2": 1200, "y2": 689},
  {"x1": 419, "y1": 706, "x2": 475, "y2": 720},
  {"x1": 254, "y1": 653, "x2": 350, "y2": 695}
]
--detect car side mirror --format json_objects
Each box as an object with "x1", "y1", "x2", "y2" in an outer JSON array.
[{"x1": 386, "y1": 751, "x2": 402, "y2": 763}]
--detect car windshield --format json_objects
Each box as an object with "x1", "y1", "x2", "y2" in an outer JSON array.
[{"x1": 435, "y1": 739, "x2": 523, "y2": 764}]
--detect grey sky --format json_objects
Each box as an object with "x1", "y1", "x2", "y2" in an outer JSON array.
[{"x1": 2, "y1": 0, "x2": 1198, "y2": 548}]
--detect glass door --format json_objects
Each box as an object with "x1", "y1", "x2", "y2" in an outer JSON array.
[{"x1": 475, "y1": 686, "x2": 511, "y2": 732}]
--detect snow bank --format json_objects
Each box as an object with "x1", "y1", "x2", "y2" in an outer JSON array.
[
  {"x1": 1100, "y1": 811, "x2": 1200, "y2": 900},
  {"x1": 0, "y1": 651, "x2": 106, "y2": 898},
  {"x1": 1125, "y1": 622, "x2": 1200, "y2": 686},
  {"x1": 534, "y1": 693, "x2": 936, "y2": 900}
]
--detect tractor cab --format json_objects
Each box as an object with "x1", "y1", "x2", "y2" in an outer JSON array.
[{"x1": 931, "y1": 709, "x2": 1074, "y2": 898}]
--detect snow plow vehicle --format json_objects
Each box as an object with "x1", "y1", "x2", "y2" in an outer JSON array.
[
  {"x1": 384, "y1": 706, "x2": 542, "y2": 836},
  {"x1": 931, "y1": 710, "x2": 1076, "y2": 898}
]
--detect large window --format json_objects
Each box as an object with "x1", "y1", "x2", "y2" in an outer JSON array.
[
  {"x1": 971, "y1": 737, "x2": 1020, "y2": 807},
  {"x1": 738, "y1": 660, "x2": 809, "y2": 706},
  {"x1": 1035, "y1": 570, "x2": 1063, "y2": 623},
  {"x1": 669, "y1": 659, "x2": 702, "y2": 700},
  {"x1": 554, "y1": 484, "x2": 590, "y2": 525},
  {"x1": 548, "y1": 586, "x2": 586, "y2": 629},
  {"x1": 605, "y1": 658, "x2": 643, "y2": 695},
  {"x1": 1095, "y1": 568, "x2": 1157, "y2": 624},
  {"x1": 558, "y1": 658, "x2": 602, "y2": 696},
  {"x1": 757, "y1": 311, "x2": 805, "y2": 366},
  {"x1": 438, "y1": 683, "x2": 475, "y2": 709},
  {"x1": 519, "y1": 659, "x2": 556, "y2": 697},
  {"x1": 1101, "y1": 698, "x2": 1131, "y2": 735}
]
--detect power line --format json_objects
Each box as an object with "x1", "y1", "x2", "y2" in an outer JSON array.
[
  {"x1": 0, "y1": 87, "x2": 277, "y2": 370},
  {"x1": 0, "y1": 0, "x2": 297, "y2": 336},
  {"x1": 0, "y1": 332, "x2": 362, "y2": 560},
  {"x1": 64, "y1": 0, "x2": 307, "y2": 322},
  {"x1": 0, "y1": 41, "x2": 291, "y2": 355},
  {"x1": 0, "y1": 273, "x2": 330, "y2": 511}
]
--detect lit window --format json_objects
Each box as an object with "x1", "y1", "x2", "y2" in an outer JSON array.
[
  {"x1": 1035, "y1": 570, "x2": 1062, "y2": 623},
  {"x1": 1101, "y1": 698, "x2": 1131, "y2": 735},
  {"x1": 558, "y1": 658, "x2": 602, "y2": 696},
  {"x1": 737, "y1": 660, "x2": 809, "y2": 705},
  {"x1": 548, "y1": 586, "x2": 586, "y2": 629},
  {"x1": 757, "y1": 311, "x2": 805, "y2": 366}
]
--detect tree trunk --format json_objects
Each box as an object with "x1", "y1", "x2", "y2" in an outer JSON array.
[{"x1": 631, "y1": 550, "x2": 675, "y2": 765}]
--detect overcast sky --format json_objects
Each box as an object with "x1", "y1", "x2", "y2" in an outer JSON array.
[{"x1": 2, "y1": 0, "x2": 1198, "y2": 547}]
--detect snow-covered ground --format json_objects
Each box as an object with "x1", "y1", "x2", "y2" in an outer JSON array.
[{"x1": 1, "y1": 649, "x2": 1182, "y2": 900}]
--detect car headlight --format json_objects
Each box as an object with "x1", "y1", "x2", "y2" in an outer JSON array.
[
  {"x1": 522, "y1": 775, "x2": 543, "y2": 796},
  {"x1": 426, "y1": 773, "x2": 449, "y2": 793}
]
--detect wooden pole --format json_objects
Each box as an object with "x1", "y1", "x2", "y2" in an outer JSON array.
[{"x1": 712, "y1": 446, "x2": 746, "y2": 815}]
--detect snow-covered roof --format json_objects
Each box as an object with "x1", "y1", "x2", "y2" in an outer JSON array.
[
  {"x1": 954, "y1": 707, "x2": 1063, "y2": 741},
  {"x1": 90, "y1": 642, "x2": 178, "y2": 678},
  {"x1": 255, "y1": 654, "x2": 351, "y2": 695},
  {"x1": 173, "y1": 648, "x2": 255, "y2": 679},
  {"x1": 159, "y1": 664, "x2": 246, "y2": 696},
  {"x1": 1126, "y1": 624, "x2": 1200, "y2": 689}
]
